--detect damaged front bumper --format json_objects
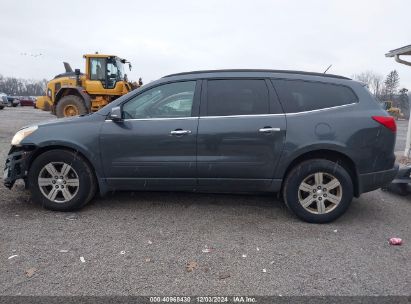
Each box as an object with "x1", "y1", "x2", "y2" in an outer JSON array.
[
  {"x1": 391, "y1": 165, "x2": 411, "y2": 184},
  {"x1": 3, "y1": 147, "x2": 33, "y2": 189},
  {"x1": 382, "y1": 165, "x2": 411, "y2": 195}
]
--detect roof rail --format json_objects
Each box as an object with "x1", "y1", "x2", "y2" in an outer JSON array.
[{"x1": 163, "y1": 69, "x2": 350, "y2": 80}]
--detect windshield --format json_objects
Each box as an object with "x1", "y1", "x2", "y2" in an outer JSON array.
[
  {"x1": 115, "y1": 58, "x2": 125, "y2": 80},
  {"x1": 106, "y1": 58, "x2": 125, "y2": 81}
]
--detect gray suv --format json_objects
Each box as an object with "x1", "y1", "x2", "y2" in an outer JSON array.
[{"x1": 3, "y1": 70, "x2": 398, "y2": 223}]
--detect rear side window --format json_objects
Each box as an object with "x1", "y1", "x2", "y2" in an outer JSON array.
[
  {"x1": 272, "y1": 79, "x2": 358, "y2": 113},
  {"x1": 206, "y1": 79, "x2": 269, "y2": 116}
]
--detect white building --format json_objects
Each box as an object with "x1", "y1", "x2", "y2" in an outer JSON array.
[{"x1": 386, "y1": 45, "x2": 411, "y2": 157}]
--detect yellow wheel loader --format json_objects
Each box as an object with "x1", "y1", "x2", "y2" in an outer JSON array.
[
  {"x1": 383, "y1": 101, "x2": 403, "y2": 120},
  {"x1": 38, "y1": 54, "x2": 140, "y2": 118},
  {"x1": 35, "y1": 95, "x2": 52, "y2": 111}
]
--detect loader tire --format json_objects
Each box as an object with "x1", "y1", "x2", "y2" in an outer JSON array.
[
  {"x1": 43, "y1": 102, "x2": 51, "y2": 111},
  {"x1": 56, "y1": 95, "x2": 88, "y2": 118}
]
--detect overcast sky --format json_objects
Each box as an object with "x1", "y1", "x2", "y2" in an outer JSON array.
[{"x1": 1, "y1": 0, "x2": 411, "y2": 88}]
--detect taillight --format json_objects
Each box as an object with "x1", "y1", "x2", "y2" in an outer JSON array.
[{"x1": 372, "y1": 116, "x2": 397, "y2": 132}]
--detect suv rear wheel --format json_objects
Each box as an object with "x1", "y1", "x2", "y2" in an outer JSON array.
[
  {"x1": 283, "y1": 159, "x2": 353, "y2": 223},
  {"x1": 28, "y1": 150, "x2": 96, "y2": 211}
]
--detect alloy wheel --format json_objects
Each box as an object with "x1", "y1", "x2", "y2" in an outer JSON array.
[
  {"x1": 298, "y1": 172, "x2": 342, "y2": 214},
  {"x1": 38, "y1": 162, "x2": 80, "y2": 203}
]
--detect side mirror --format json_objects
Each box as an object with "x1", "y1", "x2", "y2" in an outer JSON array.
[{"x1": 109, "y1": 106, "x2": 123, "y2": 122}]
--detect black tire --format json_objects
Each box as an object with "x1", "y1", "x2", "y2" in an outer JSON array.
[
  {"x1": 28, "y1": 150, "x2": 96, "y2": 211},
  {"x1": 55, "y1": 95, "x2": 88, "y2": 118},
  {"x1": 42, "y1": 102, "x2": 51, "y2": 111},
  {"x1": 0, "y1": 106, "x2": 4, "y2": 110},
  {"x1": 283, "y1": 159, "x2": 353, "y2": 223}
]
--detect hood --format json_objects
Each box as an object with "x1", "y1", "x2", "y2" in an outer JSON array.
[{"x1": 20, "y1": 114, "x2": 95, "y2": 130}]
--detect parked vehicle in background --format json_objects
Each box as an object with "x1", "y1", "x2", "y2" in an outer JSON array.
[
  {"x1": 0, "y1": 93, "x2": 7, "y2": 109},
  {"x1": 7, "y1": 96, "x2": 20, "y2": 107},
  {"x1": 383, "y1": 165, "x2": 411, "y2": 195},
  {"x1": 19, "y1": 97, "x2": 35, "y2": 107},
  {"x1": 3, "y1": 69, "x2": 399, "y2": 223}
]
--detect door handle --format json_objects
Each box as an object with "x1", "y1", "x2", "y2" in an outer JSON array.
[
  {"x1": 170, "y1": 129, "x2": 192, "y2": 136},
  {"x1": 259, "y1": 127, "x2": 281, "y2": 133}
]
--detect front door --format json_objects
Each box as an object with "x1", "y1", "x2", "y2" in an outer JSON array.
[
  {"x1": 100, "y1": 80, "x2": 200, "y2": 190},
  {"x1": 197, "y1": 79, "x2": 286, "y2": 191}
]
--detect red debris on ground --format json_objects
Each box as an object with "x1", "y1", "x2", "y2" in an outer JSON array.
[{"x1": 389, "y1": 238, "x2": 403, "y2": 245}]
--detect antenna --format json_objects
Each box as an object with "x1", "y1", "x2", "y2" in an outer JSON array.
[{"x1": 323, "y1": 64, "x2": 332, "y2": 74}]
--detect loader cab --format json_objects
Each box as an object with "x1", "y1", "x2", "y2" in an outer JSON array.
[
  {"x1": 86, "y1": 55, "x2": 127, "y2": 89},
  {"x1": 383, "y1": 101, "x2": 391, "y2": 110}
]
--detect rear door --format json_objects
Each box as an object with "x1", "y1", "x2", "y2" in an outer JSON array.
[{"x1": 196, "y1": 78, "x2": 286, "y2": 191}]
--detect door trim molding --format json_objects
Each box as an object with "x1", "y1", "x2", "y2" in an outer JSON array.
[
  {"x1": 105, "y1": 116, "x2": 198, "y2": 122},
  {"x1": 199, "y1": 113, "x2": 285, "y2": 119}
]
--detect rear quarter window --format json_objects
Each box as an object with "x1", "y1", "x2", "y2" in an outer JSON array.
[{"x1": 272, "y1": 79, "x2": 358, "y2": 113}]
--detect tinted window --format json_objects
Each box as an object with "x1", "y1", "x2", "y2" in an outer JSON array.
[
  {"x1": 123, "y1": 81, "x2": 196, "y2": 119},
  {"x1": 207, "y1": 79, "x2": 269, "y2": 116},
  {"x1": 272, "y1": 80, "x2": 358, "y2": 113}
]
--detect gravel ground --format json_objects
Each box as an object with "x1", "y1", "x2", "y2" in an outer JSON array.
[{"x1": 0, "y1": 107, "x2": 410, "y2": 296}]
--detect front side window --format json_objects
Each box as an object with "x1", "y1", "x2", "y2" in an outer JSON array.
[
  {"x1": 206, "y1": 79, "x2": 269, "y2": 116},
  {"x1": 90, "y1": 58, "x2": 106, "y2": 80},
  {"x1": 272, "y1": 80, "x2": 358, "y2": 113},
  {"x1": 122, "y1": 81, "x2": 196, "y2": 119}
]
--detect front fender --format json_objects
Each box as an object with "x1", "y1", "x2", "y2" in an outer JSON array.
[{"x1": 29, "y1": 140, "x2": 108, "y2": 196}]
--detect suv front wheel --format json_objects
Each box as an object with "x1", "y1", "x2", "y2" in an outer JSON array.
[
  {"x1": 28, "y1": 150, "x2": 96, "y2": 211},
  {"x1": 283, "y1": 159, "x2": 353, "y2": 223}
]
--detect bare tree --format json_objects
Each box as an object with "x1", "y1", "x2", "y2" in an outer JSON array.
[
  {"x1": 0, "y1": 74, "x2": 47, "y2": 96},
  {"x1": 352, "y1": 71, "x2": 384, "y2": 98},
  {"x1": 352, "y1": 71, "x2": 373, "y2": 87},
  {"x1": 370, "y1": 74, "x2": 384, "y2": 98}
]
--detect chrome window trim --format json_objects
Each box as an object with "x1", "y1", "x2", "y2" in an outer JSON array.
[
  {"x1": 285, "y1": 102, "x2": 357, "y2": 116},
  {"x1": 104, "y1": 103, "x2": 356, "y2": 122},
  {"x1": 199, "y1": 113, "x2": 284, "y2": 119}
]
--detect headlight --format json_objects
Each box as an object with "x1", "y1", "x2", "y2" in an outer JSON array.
[{"x1": 11, "y1": 126, "x2": 38, "y2": 146}]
